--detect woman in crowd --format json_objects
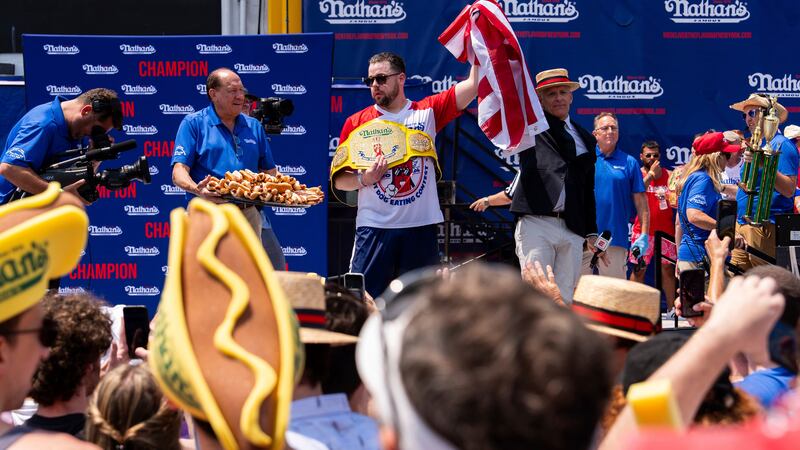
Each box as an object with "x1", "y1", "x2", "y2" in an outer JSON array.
[{"x1": 85, "y1": 364, "x2": 182, "y2": 450}]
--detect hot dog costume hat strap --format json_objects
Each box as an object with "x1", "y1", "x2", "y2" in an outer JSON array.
[
  {"x1": 149, "y1": 198, "x2": 302, "y2": 450},
  {"x1": 0, "y1": 183, "x2": 88, "y2": 322}
]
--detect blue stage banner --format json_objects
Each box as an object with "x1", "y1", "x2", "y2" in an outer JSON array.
[
  {"x1": 23, "y1": 33, "x2": 333, "y2": 311},
  {"x1": 308, "y1": 0, "x2": 800, "y2": 205}
]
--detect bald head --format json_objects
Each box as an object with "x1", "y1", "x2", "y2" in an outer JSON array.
[
  {"x1": 206, "y1": 68, "x2": 245, "y2": 123},
  {"x1": 206, "y1": 68, "x2": 239, "y2": 101}
]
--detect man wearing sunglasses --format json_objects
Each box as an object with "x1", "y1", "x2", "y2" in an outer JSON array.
[
  {"x1": 729, "y1": 94, "x2": 798, "y2": 271},
  {"x1": 332, "y1": 52, "x2": 478, "y2": 297}
]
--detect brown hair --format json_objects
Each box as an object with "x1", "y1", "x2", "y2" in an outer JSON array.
[
  {"x1": 368, "y1": 52, "x2": 406, "y2": 74},
  {"x1": 400, "y1": 263, "x2": 613, "y2": 450},
  {"x1": 85, "y1": 364, "x2": 181, "y2": 450},
  {"x1": 30, "y1": 292, "x2": 112, "y2": 406}
]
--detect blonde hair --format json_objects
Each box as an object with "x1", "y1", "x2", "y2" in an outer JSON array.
[
  {"x1": 85, "y1": 364, "x2": 181, "y2": 450},
  {"x1": 675, "y1": 153, "x2": 723, "y2": 198}
]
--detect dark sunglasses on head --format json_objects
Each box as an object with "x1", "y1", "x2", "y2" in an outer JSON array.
[
  {"x1": 1, "y1": 316, "x2": 58, "y2": 347},
  {"x1": 742, "y1": 109, "x2": 758, "y2": 119},
  {"x1": 363, "y1": 72, "x2": 402, "y2": 88}
]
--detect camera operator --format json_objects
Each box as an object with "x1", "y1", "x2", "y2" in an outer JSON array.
[
  {"x1": 172, "y1": 67, "x2": 277, "y2": 242},
  {"x1": 0, "y1": 88, "x2": 122, "y2": 205}
]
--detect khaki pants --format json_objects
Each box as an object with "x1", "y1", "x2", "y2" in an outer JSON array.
[
  {"x1": 730, "y1": 223, "x2": 775, "y2": 272},
  {"x1": 581, "y1": 246, "x2": 628, "y2": 279}
]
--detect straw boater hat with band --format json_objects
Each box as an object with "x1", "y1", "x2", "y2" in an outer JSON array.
[
  {"x1": 0, "y1": 182, "x2": 88, "y2": 323},
  {"x1": 535, "y1": 68, "x2": 581, "y2": 92},
  {"x1": 571, "y1": 275, "x2": 661, "y2": 343},
  {"x1": 149, "y1": 198, "x2": 302, "y2": 450},
  {"x1": 730, "y1": 93, "x2": 788, "y2": 124}
]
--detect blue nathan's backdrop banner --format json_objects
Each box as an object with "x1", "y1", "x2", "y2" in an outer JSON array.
[{"x1": 23, "y1": 33, "x2": 333, "y2": 311}]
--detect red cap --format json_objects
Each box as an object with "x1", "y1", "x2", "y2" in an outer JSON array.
[{"x1": 692, "y1": 132, "x2": 740, "y2": 155}]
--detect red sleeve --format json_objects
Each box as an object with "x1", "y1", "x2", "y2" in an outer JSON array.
[
  {"x1": 339, "y1": 116, "x2": 357, "y2": 143},
  {"x1": 418, "y1": 86, "x2": 462, "y2": 132}
]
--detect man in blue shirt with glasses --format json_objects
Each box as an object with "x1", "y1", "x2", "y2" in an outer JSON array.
[{"x1": 172, "y1": 67, "x2": 277, "y2": 240}]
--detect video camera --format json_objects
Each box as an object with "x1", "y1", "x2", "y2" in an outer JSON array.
[
  {"x1": 26, "y1": 127, "x2": 151, "y2": 203},
  {"x1": 251, "y1": 97, "x2": 294, "y2": 134}
]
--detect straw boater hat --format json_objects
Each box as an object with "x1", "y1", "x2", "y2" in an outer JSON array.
[
  {"x1": 571, "y1": 275, "x2": 661, "y2": 343},
  {"x1": 535, "y1": 68, "x2": 581, "y2": 92},
  {"x1": 275, "y1": 271, "x2": 358, "y2": 345},
  {"x1": 150, "y1": 198, "x2": 301, "y2": 450},
  {"x1": 784, "y1": 124, "x2": 800, "y2": 141},
  {"x1": 729, "y1": 93, "x2": 788, "y2": 124},
  {"x1": 0, "y1": 183, "x2": 88, "y2": 322}
]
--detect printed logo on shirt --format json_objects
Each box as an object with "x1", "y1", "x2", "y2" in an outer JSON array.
[
  {"x1": 196, "y1": 84, "x2": 207, "y2": 95},
  {"x1": 6, "y1": 148, "x2": 25, "y2": 160},
  {"x1": 666, "y1": 145, "x2": 691, "y2": 165},
  {"x1": 161, "y1": 185, "x2": 186, "y2": 196},
  {"x1": 196, "y1": 44, "x2": 232, "y2": 54},
  {"x1": 496, "y1": 0, "x2": 580, "y2": 23},
  {"x1": 119, "y1": 44, "x2": 156, "y2": 55},
  {"x1": 234, "y1": 63, "x2": 270, "y2": 74},
  {"x1": 273, "y1": 43, "x2": 309, "y2": 54},
  {"x1": 174, "y1": 146, "x2": 187, "y2": 157},
  {"x1": 664, "y1": 0, "x2": 750, "y2": 23},
  {"x1": 82, "y1": 64, "x2": 119, "y2": 75},
  {"x1": 125, "y1": 285, "x2": 161, "y2": 296},
  {"x1": 89, "y1": 225, "x2": 123, "y2": 236},
  {"x1": 125, "y1": 246, "x2": 160, "y2": 257},
  {"x1": 373, "y1": 157, "x2": 427, "y2": 206},
  {"x1": 277, "y1": 165, "x2": 307, "y2": 176},
  {"x1": 46, "y1": 85, "x2": 82, "y2": 96},
  {"x1": 579, "y1": 75, "x2": 664, "y2": 100},
  {"x1": 159, "y1": 104, "x2": 196, "y2": 115},
  {"x1": 281, "y1": 125, "x2": 307, "y2": 136},
  {"x1": 124, "y1": 205, "x2": 160, "y2": 216},
  {"x1": 271, "y1": 84, "x2": 307, "y2": 95},
  {"x1": 748, "y1": 73, "x2": 800, "y2": 97},
  {"x1": 121, "y1": 84, "x2": 157, "y2": 95},
  {"x1": 123, "y1": 124, "x2": 158, "y2": 135},
  {"x1": 282, "y1": 246, "x2": 308, "y2": 256},
  {"x1": 319, "y1": 0, "x2": 407, "y2": 24},
  {"x1": 242, "y1": 138, "x2": 257, "y2": 145},
  {"x1": 43, "y1": 44, "x2": 79, "y2": 55},
  {"x1": 688, "y1": 194, "x2": 707, "y2": 207},
  {"x1": 272, "y1": 206, "x2": 308, "y2": 216}
]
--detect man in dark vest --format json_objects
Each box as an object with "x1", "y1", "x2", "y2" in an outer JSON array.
[{"x1": 508, "y1": 68, "x2": 599, "y2": 303}]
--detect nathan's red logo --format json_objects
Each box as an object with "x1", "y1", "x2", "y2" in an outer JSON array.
[
  {"x1": 69, "y1": 263, "x2": 138, "y2": 280},
  {"x1": 145, "y1": 221, "x2": 170, "y2": 239},
  {"x1": 139, "y1": 60, "x2": 208, "y2": 77},
  {"x1": 143, "y1": 140, "x2": 175, "y2": 158},
  {"x1": 97, "y1": 184, "x2": 137, "y2": 199}
]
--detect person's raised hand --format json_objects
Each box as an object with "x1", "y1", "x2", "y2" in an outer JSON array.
[
  {"x1": 363, "y1": 155, "x2": 389, "y2": 185},
  {"x1": 674, "y1": 294, "x2": 713, "y2": 328},
  {"x1": 196, "y1": 176, "x2": 225, "y2": 204},
  {"x1": 650, "y1": 160, "x2": 662, "y2": 179},
  {"x1": 704, "y1": 229, "x2": 731, "y2": 265}
]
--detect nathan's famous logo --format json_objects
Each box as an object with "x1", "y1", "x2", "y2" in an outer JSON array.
[
  {"x1": 121, "y1": 84, "x2": 157, "y2": 95},
  {"x1": 319, "y1": 0, "x2": 407, "y2": 24},
  {"x1": 282, "y1": 246, "x2": 308, "y2": 257},
  {"x1": 120, "y1": 44, "x2": 156, "y2": 55},
  {"x1": 125, "y1": 246, "x2": 160, "y2": 257},
  {"x1": 272, "y1": 84, "x2": 307, "y2": 95},
  {"x1": 272, "y1": 206, "x2": 308, "y2": 217},
  {"x1": 47, "y1": 85, "x2": 82, "y2": 96},
  {"x1": 6, "y1": 148, "x2": 25, "y2": 160},
  {"x1": 58, "y1": 286, "x2": 86, "y2": 295},
  {"x1": 273, "y1": 43, "x2": 308, "y2": 54},
  {"x1": 43, "y1": 44, "x2": 79, "y2": 55},
  {"x1": 409, "y1": 75, "x2": 458, "y2": 94},
  {"x1": 664, "y1": 0, "x2": 750, "y2": 23},
  {"x1": 125, "y1": 285, "x2": 161, "y2": 296},
  {"x1": 82, "y1": 64, "x2": 119, "y2": 75},
  {"x1": 0, "y1": 241, "x2": 49, "y2": 299},
  {"x1": 124, "y1": 205, "x2": 160, "y2": 216},
  {"x1": 161, "y1": 185, "x2": 186, "y2": 196},
  {"x1": 497, "y1": 0, "x2": 579, "y2": 23},
  {"x1": 748, "y1": 73, "x2": 800, "y2": 98},
  {"x1": 89, "y1": 225, "x2": 123, "y2": 237},
  {"x1": 196, "y1": 84, "x2": 207, "y2": 95},
  {"x1": 276, "y1": 164, "x2": 307, "y2": 176},
  {"x1": 281, "y1": 125, "x2": 307, "y2": 136},
  {"x1": 666, "y1": 145, "x2": 691, "y2": 165},
  {"x1": 578, "y1": 74, "x2": 664, "y2": 100},
  {"x1": 159, "y1": 104, "x2": 196, "y2": 115},
  {"x1": 123, "y1": 124, "x2": 158, "y2": 135},
  {"x1": 234, "y1": 63, "x2": 269, "y2": 74},
  {"x1": 196, "y1": 43, "x2": 232, "y2": 54},
  {"x1": 375, "y1": 157, "x2": 427, "y2": 205},
  {"x1": 358, "y1": 127, "x2": 393, "y2": 138}
]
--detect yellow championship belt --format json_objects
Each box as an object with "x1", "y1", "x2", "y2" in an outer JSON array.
[{"x1": 330, "y1": 119, "x2": 440, "y2": 179}]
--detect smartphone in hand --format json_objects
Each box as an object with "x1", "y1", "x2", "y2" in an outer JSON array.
[
  {"x1": 716, "y1": 199, "x2": 737, "y2": 251},
  {"x1": 343, "y1": 272, "x2": 366, "y2": 301},
  {"x1": 679, "y1": 269, "x2": 705, "y2": 318},
  {"x1": 123, "y1": 306, "x2": 150, "y2": 359}
]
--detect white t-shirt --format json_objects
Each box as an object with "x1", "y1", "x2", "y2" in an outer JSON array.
[{"x1": 338, "y1": 88, "x2": 461, "y2": 229}]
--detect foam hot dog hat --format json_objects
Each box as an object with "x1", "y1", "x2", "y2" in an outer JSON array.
[
  {"x1": 0, "y1": 183, "x2": 88, "y2": 322},
  {"x1": 149, "y1": 198, "x2": 302, "y2": 450}
]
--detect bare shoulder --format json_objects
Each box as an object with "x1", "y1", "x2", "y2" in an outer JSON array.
[{"x1": 12, "y1": 431, "x2": 101, "y2": 450}]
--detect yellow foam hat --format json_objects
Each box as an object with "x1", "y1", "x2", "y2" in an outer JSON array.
[
  {"x1": 149, "y1": 198, "x2": 302, "y2": 450},
  {"x1": 0, "y1": 183, "x2": 88, "y2": 322}
]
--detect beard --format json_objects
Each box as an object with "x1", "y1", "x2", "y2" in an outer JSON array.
[{"x1": 374, "y1": 84, "x2": 399, "y2": 107}]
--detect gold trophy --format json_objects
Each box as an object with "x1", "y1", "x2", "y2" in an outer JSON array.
[{"x1": 739, "y1": 96, "x2": 781, "y2": 226}]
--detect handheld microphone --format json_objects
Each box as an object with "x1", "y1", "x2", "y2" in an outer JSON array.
[
  {"x1": 631, "y1": 246, "x2": 647, "y2": 272},
  {"x1": 590, "y1": 230, "x2": 612, "y2": 270}
]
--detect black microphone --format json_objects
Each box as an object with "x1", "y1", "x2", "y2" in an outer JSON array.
[
  {"x1": 85, "y1": 139, "x2": 138, "y2": 161},
  {"x1": 631, "y1": 246, "x2": 647, "y2": 272},
  {"x1": 590, "y1": 230, "x2": 612, "y2": 270}
]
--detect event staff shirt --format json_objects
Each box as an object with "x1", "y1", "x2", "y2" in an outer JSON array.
[
  {"x1": 0, "y1": 96, "x2": 79, "y2": 204},
  {"x1": 594, "y1": 147, "x2": 645, "y2": 249},
  {"x1": 678, "y1": 171, "x2": 721, "y2": 263},
  {"x1": 172, "y1": 104, "x2": 275, "y2": 187},
  {"x1": 339, "y1": 87, "x2": 461, "y2": 229},
  {"x1": 632, "y1": 167, "x2": 673, "y2": 237},
  {"x1": 736, "y1": 133, "x2": 798, "y2": 224}
]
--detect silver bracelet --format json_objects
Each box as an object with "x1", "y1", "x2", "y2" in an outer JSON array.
[{"x1": 357, "y1": 171, "x2": 368, "y2": 188}]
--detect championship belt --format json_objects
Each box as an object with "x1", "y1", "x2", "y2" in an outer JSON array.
[{"x1": 330, "y1": 119, "x2": 441, "y2": 180}]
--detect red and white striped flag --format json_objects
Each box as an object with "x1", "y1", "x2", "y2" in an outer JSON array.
[{"x1": 439, "y1": 0, "x2": 548, "y2": 155}]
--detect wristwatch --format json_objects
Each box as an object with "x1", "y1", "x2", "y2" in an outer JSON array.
[{"x1": 482, "y1": 197, "x2": 490, "y2": 208}]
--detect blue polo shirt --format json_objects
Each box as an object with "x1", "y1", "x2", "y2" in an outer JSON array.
[
  {"x1": 0, "y1": 96, "x2": 79, "y2": 204},
  {"x1": 736, "y1": 132, "x2": 799, "y2": 224},
  {"x1": 594, "y1": 147, "x2": 645, "y2": 249},
  {"x1": 678, "y1": 171, "x2": 720, "y2": 263},
  {"x1": 172, "y1": 104, "x2": 275, "y2": 183}
]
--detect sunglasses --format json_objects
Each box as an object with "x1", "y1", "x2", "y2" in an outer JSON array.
[
  {"x1": 742, "y1": 109, "x2": 758, "y2": 119},
  {"x1": 642, "y1": 153, "x2": 660, "y2": 159},
  {"x1": 363, "y1": 72, "x2": 402, "y2": 88},
  {"x1": 1, "y1": 316, "x2": 57, "y2": 347}
]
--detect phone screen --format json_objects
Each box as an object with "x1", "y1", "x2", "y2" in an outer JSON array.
[
  {"x1": 123, "y1": 306, "x2": 150, "y2": 359},
  {"x1": 343, "y1": 273, "x2": 365, "y2": 300},
  {"x1": 679, "y1": 269, "x2": 705, "y2": 318},
  {"x1": 769, "y1": 322, "x2": 799, "y2": 374},
  {"x1": 716, "y1": 199, "x2": 737, "y2": 250}
]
